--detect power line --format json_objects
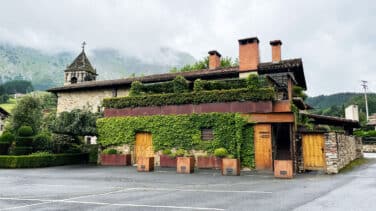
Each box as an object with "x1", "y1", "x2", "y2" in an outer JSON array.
[{"x1": 361, "y1": 80, "x2": 369, "y2": 122}]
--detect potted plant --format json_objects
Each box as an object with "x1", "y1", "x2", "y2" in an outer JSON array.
[
  {"x1": 100, "y1": 148, "x2": 131, "y2": 166},
  {"x1": 160, "y1": 149, "x2": 177, "y2": 168},
  {"x1": 137, "y1": 156, "x2": 155, "y2": 172},
  {"x1": 215, "y1": 148, "x2": 240, "y2": 176},
  {"x1": 176, "y1": 149, "x2": 195, "y2": 174},
  {"x1": 197, "y1": 153, "x2": 222, "y2": 169}
]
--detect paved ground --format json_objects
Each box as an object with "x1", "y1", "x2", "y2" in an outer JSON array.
[{"x1": 0, "y1": 154, "x2": 375, "y2": 211}]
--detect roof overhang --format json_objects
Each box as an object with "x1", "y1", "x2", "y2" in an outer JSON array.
[{"x1": 302, "y1": 113, "x2": 360, "y2": 128}]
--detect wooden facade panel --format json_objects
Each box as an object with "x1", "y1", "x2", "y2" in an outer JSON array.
[
  {"x1": 134, "y1": 132, "x2": 154, "y2": 162},
  {"x1": 273, "y1": 100, "x2": 291, "y2": 112},
  {"x1": 254, "y1": 124, "x2": 272, "y2": 170},
  {"x1": 243, "y1": 113, "x2": 294, "y2": 123},
  {"x1": 302, "y1": 134, "x2": 325, "y2": 170}
]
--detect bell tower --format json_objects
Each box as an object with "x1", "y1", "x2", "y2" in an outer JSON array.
[{"x1": 64, "y1": 42, "x2": 97, "y2": 85}]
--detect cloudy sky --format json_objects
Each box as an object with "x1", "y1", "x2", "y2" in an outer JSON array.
[{"x1": 0, "y1": 0, "x2": 375, "y2": 96}]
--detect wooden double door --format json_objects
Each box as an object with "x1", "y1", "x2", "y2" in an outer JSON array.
[{"x1": 134, "y1": 132, "x2": 154, "y2": 162}]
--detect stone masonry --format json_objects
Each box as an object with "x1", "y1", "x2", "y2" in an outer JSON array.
[
  {"x1": 324, "y1": 132, "x2": 363, "y2": 174},
  {"x1": 56, "y1": 88, "x2": 129, "y2": 113}
]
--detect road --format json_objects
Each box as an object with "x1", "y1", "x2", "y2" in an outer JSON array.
[{"x1": 0, "y1": 154, "x2": 375, "y2": 211}]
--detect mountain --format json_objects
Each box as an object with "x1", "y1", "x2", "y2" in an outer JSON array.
[
  {"x1": 0, "y1": 44, "x2": 196, "y2": 90},
  {"x1": 307, "y1": 93, "x2": 376, "y2": 123}
]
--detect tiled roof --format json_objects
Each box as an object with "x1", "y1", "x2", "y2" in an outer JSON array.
[
  {"x1": 302, "y1": 113, "x2": 360, "y2": 128},
  {"x1": 65, "y1": 50, "x2": 96, "y2": 75},
  {"x1": 49, "y1": 58, "x2": 307, "y2": 92},
  {"x1": 49, "y1": 67, "x2": 239, "y2": 92},
  {"x1": 0, "y1": 107, "x2": 9, "y2": 117}
]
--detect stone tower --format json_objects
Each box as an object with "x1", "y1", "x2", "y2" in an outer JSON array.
[{"x1": 64, "y1": 43, "x2": 97, "y2": 85}]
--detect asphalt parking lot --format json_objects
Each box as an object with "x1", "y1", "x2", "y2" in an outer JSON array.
[{"x1": 0, "y1": 154, "x2": 375, "y2": 211}]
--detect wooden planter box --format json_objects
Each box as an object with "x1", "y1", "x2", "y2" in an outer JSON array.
[
  {"x1": 274, "y1": 160, "x2": 293, "y2": 179},
  {"x1": 100, "y1": 154, "x2": 131, "y2": 166},
  {"x1": 177, "y1": 157, "x2": 195, "y2": 174},
  {"x1": 137, "y1": 157, "x2": 155, "y2": 172},
  {"x1": 197, "y1": 156, "x2": 222, "y2": 169},
  {"x1": 160, "y1": 155, "x2": 177, "y2": 168},
  {"x1": 221, "y1": 158, "x2": 240, "y2": 176}
]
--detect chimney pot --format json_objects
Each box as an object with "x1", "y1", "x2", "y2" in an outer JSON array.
[
  {"x1": 208, "y1": 50, "x2": 221, "y2": 69},
  {"x1": 238, "y1": 37, "x2": 260, "y2": 71},
  {"x1": 270, "y1": 40, "x2": 282, "y2": 62}
]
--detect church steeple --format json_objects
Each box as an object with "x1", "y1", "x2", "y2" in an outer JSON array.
[{"x1": 64, "y1": 42, "x2": 97, "y2": 85}]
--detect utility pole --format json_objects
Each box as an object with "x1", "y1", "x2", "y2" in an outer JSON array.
[{"x1": 361, "y1": 80, "x2": 369, "y2": 122}]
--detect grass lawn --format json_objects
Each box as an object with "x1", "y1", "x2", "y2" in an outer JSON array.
[{"x1": 0, "y1": 98, "x2": 16, "y2": 113}]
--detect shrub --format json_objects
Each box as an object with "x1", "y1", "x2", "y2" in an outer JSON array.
[
  {"x1": 162, "y1": 149, "x2": 172, "y2": 155},
  {"x1": 102, "y1": 148, "x2": 118, "y2": 155},
  {"x1": 9, "y1": 146, "x2": 33, "y2": 155},
  {"x1": 0, "y1": 132, "x2": 15, "y2": 144},
  {"x1": 214, "y1": 148, "x2": 228, "y2": 158},
  {"x1": 15, "y1": 137, "x2": 33, "y2": 147},
  {"x1": 0, "y1": 153, "x2": 89, "y2": 168},
  {"x1": 52, "y1": 134, "x2": 78, "y2": 153},
  {"x1": 172, "y1": 76, "x2": 189, "y2": 93},
  {"x1": 0, "y1": 142, "x2": 10, "y2": 155},
  {"x1": 30, "y1": 151, "x2": 53, "y2": 156},
  {"x1": 103, "y1": 87, "x2": 275, "y2": 109},
  {"x1": 33, "y1": 133, "x2": 53, "y2": 152},
  {"x1": 84, "y1": 144, "x2": 98, "y2": 163},
  {"x1": 129, "y1": 81, "x2": 143, "y2": 96},
  {"x1": 227, "y1": 154, "x2": 235, "y2": 159},
  {"x1": 247, "y1": 75, "x2": 269, "y2": 90},
  {"x1": 175, "y1": 149, "x2": 186, "y2": 157},
  {"x1": 193, "y1": 79, "x2": 248, "y2": 91},
  {"x1": 18, "y1": 126, "x2": 34, "y2": 137}
]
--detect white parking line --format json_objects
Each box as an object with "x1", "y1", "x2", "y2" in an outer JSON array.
[
  {"x1": 130, "y1": 187, "x2": 272, "y2": 194},
  {"x1": 0, "y1": 197, "x2": 224, "y2": 210}
]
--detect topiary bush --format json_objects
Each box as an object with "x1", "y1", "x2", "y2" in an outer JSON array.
[
  {"x1": 162, "y1": 149, "x2": 172, "y2": 155},
  {"x1": 18, "y1": 126, "x2": 34, "y2": 137},
  {"x1": 102, "y1": 148, "x2": 118, "y2": 155},
  {"x1": 33, "y1": 133, "x2": 53, "y2": 152},
  {"x1": 214, "y1": 147, "x2": 228, "y2": 158},
  {"x1": 10, "y1": 146, "x2": 33, "y2": 155}
]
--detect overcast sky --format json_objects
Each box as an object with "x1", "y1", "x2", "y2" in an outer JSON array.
[{"x1": 0, "y1": 0, "x2": 375, "y2": 96}]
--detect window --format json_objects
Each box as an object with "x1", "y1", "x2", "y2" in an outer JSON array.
[
  {"x1": 70, "y1": 77, "x2": 77, "y2": 84},
  {"x1": 201, "y1": 128, "x2": 214, "y2": 141}
]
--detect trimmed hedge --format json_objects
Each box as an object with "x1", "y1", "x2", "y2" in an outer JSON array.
[
  {"x1": 97, "y1": 113, "x2": 255, "y2": 167},
  {"x1": 18, "y1": 126, "x2": 34, "y2": 137},
  {"x1": 0, "y1": 153, "x2": 89, "y2": 168},
  {"x1": 0, "y1": 142, "x2": 10, "y2": 155},
  {"x1": 130, "y1": 76, "x2": 189, "y2": 96},
  {"x1": 193, "y1": 79, "x2": 248, "y2": 92},
  {"x1": 10, "y1": 146, "x2": 33, "y2": 155},
  {"x1": 103, "y1": 88, "x2": 275, "y2": 109}
]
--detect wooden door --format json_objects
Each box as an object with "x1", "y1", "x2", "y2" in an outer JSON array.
[
  {"x1": 254, "y1": 124, "x2": 272, "y2": 170},
  {"x1": 134, "y1": 132, "x2": 154, "y2": 162},
  {"x1": 302, "y1": 134, "x2": 325, "y2": 170}
]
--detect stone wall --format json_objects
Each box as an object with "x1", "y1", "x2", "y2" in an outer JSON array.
[
  {"x1": 56, "y1": 88, "x2": 129, "y2": 113},
  {"x1": 363, "y1": 144, "x2": 376, "y2": 152},
  {"x1": 324, "y1": 132, "x2": 363, "y2": 174}
]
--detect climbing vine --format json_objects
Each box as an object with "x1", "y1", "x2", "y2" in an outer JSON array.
[{"x1": 97, "y1": 113, "x2": 254, "y2": 167}]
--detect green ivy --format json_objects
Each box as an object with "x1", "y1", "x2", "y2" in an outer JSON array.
[
  {"x1": 103, "y1": 88, "x2": 275, "y2": 109},
  {"x1": 97, "y1": 113, "x2": 255, "y2": 167},
  {"x1": 193, "y1": 79, "x2": 248, "y2": 92}
]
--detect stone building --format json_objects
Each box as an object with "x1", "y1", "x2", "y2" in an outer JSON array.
[{"x1": 48, "y1": 36, "x2": 362, "y2": 176}]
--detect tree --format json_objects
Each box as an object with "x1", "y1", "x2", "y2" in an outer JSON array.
[
  {"x1": 8, "y1": 96, "x2": 42, "y2": 134},
  {"x1": 2, "y1": 80, "x2": 33, "y2": 94},
  {"x1": 170, "y1": 56, "x2": 238, "y2": 73},
  {"x1": 50, "y1": 109, "x2": 101, "y2": 137}
]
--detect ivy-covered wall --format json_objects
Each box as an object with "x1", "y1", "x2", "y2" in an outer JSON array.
[{"x1": 97, "y1": 113, "x2": 255, "y2": 167}]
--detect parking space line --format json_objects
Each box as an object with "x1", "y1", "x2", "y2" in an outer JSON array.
[
  {"x1": 0, "y1": 197, "x2": 224, "y2": 210},
  {"x1": 130, "y1": 187, "x2": 272, "y2": 194}
]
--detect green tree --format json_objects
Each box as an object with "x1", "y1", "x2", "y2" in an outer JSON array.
[
  {"x1": 8, "y1": 96, "x2": 42, "y2": 134},
  {"x1": 170, "y1": 56, "x2": 238, "y2": 73},
  {"x1": 2, "y1": 80, "x2": 33, "y2": 94},
  {"x1": 50, "y1": 109, "x2": 101, "y2": 137}
]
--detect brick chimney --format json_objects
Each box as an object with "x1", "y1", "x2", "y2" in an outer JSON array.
[
  {"x1": 270, "y1": 40, "x2": 282, "y2": 62},
  {"x1": 238, "y1": 37, "x2": 260, "y2": 71},
  {"x1": 208, "y1": 50, "x2": 221, "y2": 69}
]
